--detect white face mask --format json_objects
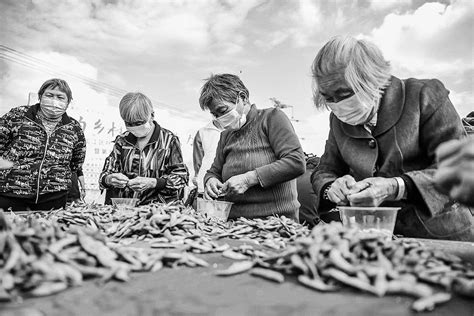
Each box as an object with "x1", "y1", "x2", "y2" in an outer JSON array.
[
  {"x1": 40, "y1": 97, "x2": 68, "y2": 119},
  {"x1": 126, "y1": 121, "x2": 152, "y2": 138},
  {"x1": 327, "y1": 94, "x2": 375, "y2": 126},
  {"x1": 214, "y1": 98, "x2": 249, "y2": 130}
]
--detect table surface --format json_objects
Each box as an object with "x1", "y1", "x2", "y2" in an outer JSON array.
[{"x1": 1, "y1": 239, "x2": 473, "y2": 316}]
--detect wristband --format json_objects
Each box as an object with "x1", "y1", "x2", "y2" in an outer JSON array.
[{"x1": 394, "y1": 177, "x2": 405, "y2": 200}]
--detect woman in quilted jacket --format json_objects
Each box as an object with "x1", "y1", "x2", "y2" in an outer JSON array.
[{"x1": 0, "y1": 78, "x2": 86, "y2": 212}]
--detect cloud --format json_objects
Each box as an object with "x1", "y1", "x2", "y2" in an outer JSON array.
[
  {"x1": 368, "y1": 0, "x2": 412, "y2": 11},
  {"x1": 294, "y1": 110, "x2": 331, "y2": 155},
  {"x1": 362, "y1": 0, "x2": 473, "y2": 116},
  {"x1": 0, "y1": 0, "x2": 262, "y2": 61},
  {"x1": 0, "y1": 0, "x2": 267, "y2": 112}
]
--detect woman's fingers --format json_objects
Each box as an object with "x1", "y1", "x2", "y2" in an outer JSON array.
[
  {"x1": 343, "y1": 175, "x2": 356, "y2": 190},
  {"x1": 206, "y1": 179, "x2": 221, "y2": 199},
  {"x1": 434, "y1": 166, "x2": 460, "y2": 194},
  {"x1": 348, "y1": 181, "x2": 371, "y2": 195},
  {"x1": 204, "y1": 190, "x2": 212, "y2": 200},
  {"x1": 328, "y1": 185, "x2": 347, "y2": 204},
  {"x1": 347, "y1": 190, "x2": 377, "y2": 206},
  {"x1": 450, "y1": 184, "x2": 474, "y2": 205},
  {"x1": 436, "y1": 139, "x2": 463, "y2": 163}
]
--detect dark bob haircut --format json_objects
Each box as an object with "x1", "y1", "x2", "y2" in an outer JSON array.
[
  {"x1": 38, "y1": 78, "x2": 73, "y2": 104},
  {"x1": 199, "y1": 74, "x2": 249, "y2": 111}
]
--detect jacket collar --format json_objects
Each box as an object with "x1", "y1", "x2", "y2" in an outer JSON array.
[
  {"x1": 26, "y1": 103, "x2": 73, "y2": 126},
  {"x1": 242, "y1": 104, "x2": 258, "y2": 127},
  {"x1": 338, "y1": 76, "x2": 405, "y2": 138},
  {"x1": 205, "y1": 120, "x2": 222, "y2": 132},
  {"x1": 124, "y1": 120, "x2": 161, "y2": 146}
]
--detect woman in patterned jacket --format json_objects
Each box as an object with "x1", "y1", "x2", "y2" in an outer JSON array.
[
  {"x1": 99, "y1": 92, "x2": 189, "y2": 205},
  {"x1": 0, "y1": 78, "x2": 86, "y2": 211}
]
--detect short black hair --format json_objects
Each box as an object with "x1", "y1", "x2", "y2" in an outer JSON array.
[
  {"x1": 38, "y1": 78, "x2": 73, "y2": 104},
  {"x1": 199, "y1": 74, "x2": 249, "y2": 111}
]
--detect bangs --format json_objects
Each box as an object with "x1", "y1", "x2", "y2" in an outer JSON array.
[
  {"x1": 119, "y1": 92, "x2": 153, "y2": 122},
  {"x1": 199, "y1": 74, "x2": 249, "y2": 110},
  {"x1": 312, "y1": 36, "x2": 391, "y2": 108},
  {"x1": 38, "y1": 78, "x2": 73, "y2": 103}
]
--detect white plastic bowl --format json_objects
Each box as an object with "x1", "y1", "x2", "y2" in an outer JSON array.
[
  {"x1": 337, "y1": 206, "x2": 400, "y2": 238},
  {"x1": 196, "y1": 198, "x2": 233, "y2": 221},
  {"x1": 111, "y1": 198, "x2": 139, "y2": 210}
]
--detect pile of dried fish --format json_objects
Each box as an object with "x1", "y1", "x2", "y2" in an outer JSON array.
[
  {"x1": 104, "y1": 204, "x2": 205, "y2": 242},
  {"x1": 215, "y1": 222, "x2": 474, "y2": 312},
  {"x1": 51, "y1": 203, "x2": 309, "y2": 252},
  {"x1": 0, "y1": 214, "x2": 209, "y2": 300},
  {"x1": 216, "y1": 216, "x2": 310, "y2": 250},
  {"x1": 47, "y1": 204, "x2": 114, "y2": 232}
]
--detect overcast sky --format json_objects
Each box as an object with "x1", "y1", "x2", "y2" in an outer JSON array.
[{"x1": 1, "y1": 0, "x2": 472, "y2": 157}]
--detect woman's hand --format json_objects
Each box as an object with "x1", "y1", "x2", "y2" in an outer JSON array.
[
  {"x1": 127, "y1": 177, "x2": 157, "y2": 193},
  {"x1": 347, "y1": 177, "x2": 398, "y2": 206},
  {"x1": 204, "y1": 177, "x2": 225, "y2": 199},
  {"x1": 222, "y1": 171, "x2": 259, "y2": 195},
  {"x1": 78, "y1": 175, "x2": 86, "y2": 200},
  {"x1": 435, "y1": 137, "x2": 474, "y2": 205},
  {"x1": 326, "y1": 175, "x2": 357, "y2": 205},
  {"x1": 105, "y1": 173, "x2": 129, "y2": 188},
  {"x1": 0, "y1": 158, "x2": 13, "y2": 170}
]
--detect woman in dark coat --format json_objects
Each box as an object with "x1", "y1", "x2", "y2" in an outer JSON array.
[{"x1": 310, "y1": 36, "x2": 472, "y2": 241}]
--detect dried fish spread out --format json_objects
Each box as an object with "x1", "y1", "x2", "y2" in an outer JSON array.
[{"x1": 1, "y1": 203, "x2": 472, "y2": 313}]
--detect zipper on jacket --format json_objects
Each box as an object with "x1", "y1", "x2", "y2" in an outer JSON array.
[
  {"x1": 35, "y1": 133, "x2": 49, "y2": 204},
  {"x1": 25, "y1": 114, "x2": 74, "y2": 203},
  {"x1": 131, "y1": 147, "x2": 143, "y2": 200}
]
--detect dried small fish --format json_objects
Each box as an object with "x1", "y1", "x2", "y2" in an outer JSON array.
[
  {"x1": 297, "y1": 275, "x2": 338, "y2": 292},
  {"x1": 250, "y1": 268, "x2": 284, "y2": 283},
  {"x1": 325, "y1": 268, "x2": 380, "y2": 296},
  {"x1": 215, "y1": 261, "x2": 255, "y2": 276},
  {"x1": 411, "y1": 292, "x2": 452, "y2": 312},
  {"x1": 222, "y1": 249, "x2": 249, "y2": 261}
]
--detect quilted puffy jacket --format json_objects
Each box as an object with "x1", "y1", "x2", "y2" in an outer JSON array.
[{"x1": 0, "y1": 104, "x2": 86, "y2": 201}]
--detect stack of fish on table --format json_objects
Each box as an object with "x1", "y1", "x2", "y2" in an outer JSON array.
[{"x1": 0, "y1": 202, "x2": 472, "y2": 312}]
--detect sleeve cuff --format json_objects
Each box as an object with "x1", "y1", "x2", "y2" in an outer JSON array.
[
  {"x1": 100, "y1": 175, "x2": 110, "y2": 189},
  {"x1": 400, "y1": 174, "x2": 416, "y2": 201}
]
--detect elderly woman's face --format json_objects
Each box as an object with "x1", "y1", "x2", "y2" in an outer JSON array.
[
  {"x1": 208, "y1": 100, "x2": 235, "y2": 118},
  {"x1": 318, "y1": 71, "x2": 354, "y2": 103}
]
